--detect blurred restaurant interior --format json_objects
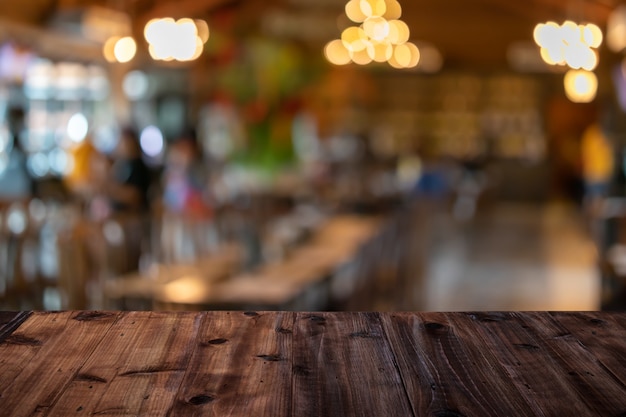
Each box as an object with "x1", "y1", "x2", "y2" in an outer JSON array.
[{"x1": 1, "y1": 0, "x2": 626, "y2": 312}]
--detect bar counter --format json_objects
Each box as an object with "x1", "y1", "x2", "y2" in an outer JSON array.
[{"x1": 1, "y1": 310, "x2": 625, "y2": 416}]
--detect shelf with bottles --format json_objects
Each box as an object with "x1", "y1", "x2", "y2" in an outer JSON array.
[{"x1": 369, "y1": 72, "x2": 550, "y2": 162}]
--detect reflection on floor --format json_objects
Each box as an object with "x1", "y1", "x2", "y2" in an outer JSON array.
[{"x1": 422, "y1": 202, "x2": 599, "y2": 311}]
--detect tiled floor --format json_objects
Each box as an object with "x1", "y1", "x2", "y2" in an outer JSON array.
[{"x1": 422, "y1": 202, "x2": 600, "y2": 311}]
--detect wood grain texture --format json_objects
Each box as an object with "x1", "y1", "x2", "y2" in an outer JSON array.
[
  {"x1": 0, "y1": 311, "x2": 624, "y2": 417},
  {"x1": 48, "y1": 311, "x2": 202, "y2": 416},
  {"x1": 0, "y1": 311, "x2": 120, "y2": 417},
  {"x1": 292, "y1": 312, "x2": 414, "y2": 417},
  {"x1": 512, "y1": 312, "x2": 626, "y2": 416},
  {"x1": 381, "y1": 312, "x2": 540, "y2": 417},
  {"x1": 168, "y1": 311, "x2": 295, "y2": 417},
  {"x1": 548, "y1": 311, "x2": 626, "y2": 386}
]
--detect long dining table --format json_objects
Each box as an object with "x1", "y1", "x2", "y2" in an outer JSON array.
[{"x1": 1, "y1": 310, "x2": 625, "y2": 416}]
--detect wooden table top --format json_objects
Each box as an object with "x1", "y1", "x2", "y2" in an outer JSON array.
[
  {"x1": 105, "y1": 215, "x2": 381, "y2": 309},
  {"x1": 1, "y1": 310, "x2": 625, "y2": 416}
]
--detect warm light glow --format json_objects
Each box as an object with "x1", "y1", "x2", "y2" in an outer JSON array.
[
  {"x1": 341, "y1": 26, "x2": 368, "y2": 52},
  {"x1": 144, "y1": 17, "x2": 208, "y2": 62},
  {"x1": 350, "y1": 48, "x2": 373, "y2": 65},
  {"x1": 405, "y1": 41, "x2": 420, "y2": 68},
  {"x1": 190, "y1": 37, "x2": 204, "y2": 60},
  {"x1": 534, "y1": 21, "x2": 560, "y2": 48},
  {"x1": 360, "y1": 0, "x2": 386, "y2": 18},
  {"x1": 367, "y1": 41, "x2": 393, "y2": 62},
  {"x1": 540, "y1": 47, "x2": 559, "y2": 65},
  {"x1": 327, "y1": 0, "x2": 416, "y2": 69},
  {"x1": 583, "y1": 23, "x2": 603, "y2": 48},
  {"x1": 345, "y1": 0, "x2": 367, "y2": 23},
  {"x1": 608, "y1": 5, "x2": 626, "y2": 52},
  {"x1": 363, "y1": 17, "x2": 390, "y2": 42},
  {"x1": 564, "y1": 69, "x2": 598, "y2": 103},
  {"x1": 382, "y1": 0, "x2": 402, "y2": 20},
  {"x1": 102, "y1": 36, "x2": 119, "y2": 63},
  {"x1": 195, "y1": 19, "x2": 210, "y2": 43},
  {"x1": 113, "y1": 36, "x2": 136, "y2": 63},
  {"x1": 534, "y1": 20, "x2": 602, "y2": 70},
  {"x1": 387, "y1": 54, "x2": 404, "y2": 69},
  {"x1": 560, "y1": 20, "x2": 579, "y2": 44},
  {"x1": 144, "y1": 18, "x2": 162, "y2": 43},
  {"x1": 162, "y1": 276, "x2": 211, "y2": 304},
  {"x1": 387, "y1": 19, "x2": 410, "y2": 44},
  {"x1": 325, "y1": 39, "x2": 352, "y2": 65},
  {"x1": 564, "y1": 42, "x2": 591, "y2": 69},
  {"x1": 393, "y1": 43, "x2": 411, "y2": 67}
]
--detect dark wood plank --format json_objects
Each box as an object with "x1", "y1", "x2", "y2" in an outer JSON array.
[
  {"x1": 0, "y1": 311, "x2": 120, "y2": 417},
  {"x1": 444, "y1": 312, "x2": 621, "y2": 416},
  {"x1": 512, "y1": 312, "x2": 626, "y2": 415},
  {"x1": 548, "y1": 311, "x2": 626, "y2": 386},
  {"x1": 292, "y1": 311, "x2": 414, "y2": 417},
  {"x1": 47, "y1": 311, "x2": 203, "y2": 416},
  {"x1": 381, "y1": 312, "x2": 541, "y2": 416},
  {"x1": 168, "y1": 311, "x2": 295, "y2": 417},
  {"x1": 0, "y1": 311, "x2": 31, "y2": 343}
]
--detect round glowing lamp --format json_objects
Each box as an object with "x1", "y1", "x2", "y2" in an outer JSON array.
[
  {"x1": 360, "y1": 0, "x2": 386, "y2": 18},
  {"x1": 345, "y1": 0, "x2": 367, "y2": 23},
  {"x1": 383, "y1": 0, "x2": 402, "y2": 20},
  {"x1": 341, "y1": 26, "x2": 368, "y2": 52},
  {"x1": 564, "y1": 70, "x2": 597, "y2": 103},
  {"x1": 387, "y1": 20, "x2": 410, "y2": 44},
  {"x1": 325, "y1": 39, "x2": 352, "y2": 65},
  {"x1": 113, "y1": 37, "x2": 136, "y2": 63}
]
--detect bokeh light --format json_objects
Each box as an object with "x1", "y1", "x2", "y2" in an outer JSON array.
[
  {"x1": 367, "y1": 42, "x2": 393, "y2": 62},
  {"x1": 345, "y1": 0, "x2": 367, "y2": 23},
  {"x1": 27, "y1": 152, "x2": 50, "y2": 178},
  {"x1": 67, "y1": 113, "x2": 89, "y2": 143},
  {"x1": 324, "y1": 39, "x2": 352, "y2": 65},
  {"x1": 103, "y1": 36, "x2": 119, "y2": 63},
  {"x1": 48, "y1": 148, "x2": 74, "y2": 176},
  {"x1": 387, "y1": 20, "x2": 410, "y2": 45},
  {"x1": 327, "y1": 0, "x2": 418, "y2": 69},
  {"x1": 564, "y1": 69, "x2": 598, "y2": 103},
  {"x1": 123, "y1": 70, "x2": 149, "y2": 100},
  {"x1": 341, "y1": 26, "x2": 368, "y2": 52},
  {"x1": 533, "y1": 20, "x2": 602, "y2": 70},
  {"x1": 383, "y1": 0, "x2": 402, "y2": 20},
  {"x1": 113, "y1": 36, "x2": 136, "y2": 63},
  {"x1": 139, "y1": 125, "x2": 165, "y2": 157},
  {"x1": 360, "y1": 0, "x2": 387, "y2": 18},
  {"x1": 608, "y1": 5, "x2": 626, "y2": 52},
  {"x1": 144, "y1": 18, "x2": 209, "y2": 62},
  {"x1": 363, "y1": 17, "x2": 390, "y2": 42},
  {"x1": 195, "y1": 19, "x2": 210, "y2": 43}
]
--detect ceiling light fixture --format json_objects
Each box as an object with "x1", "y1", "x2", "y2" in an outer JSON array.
[{"x1": 325, "y1": 0, "x2": 419, "y2": 69}]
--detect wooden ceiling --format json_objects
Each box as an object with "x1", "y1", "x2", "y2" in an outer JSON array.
[{"x1": 0, "y1": 0, "x2": 622, "y2": 70}]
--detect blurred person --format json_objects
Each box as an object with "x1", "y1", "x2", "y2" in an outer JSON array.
[
  {"x1": 64, "y1": 135, "x2": 101, "y2": 202},
  {"x1": 580, "y1": 121, "x2": 614, "y2": 216},
  {"x1": 160, "y1": 129, "x2": 215, "y2": 263},
  {"x1": 580, "y1": 120, "x2": 615, "y2": 251},
  {"x1": 162, "y1": 129, "x2": 211, "y2": 218},
  {"x1": 0, "y1": 107, "x2": 32, "y2": 202},
  {"x1": 89, "y1": 127, "x2": 152, "y2": 277},
  {"x1": 102, "y1": 127, "x2": 152, "y2": 214}
]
